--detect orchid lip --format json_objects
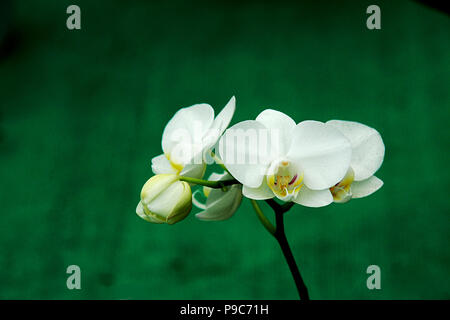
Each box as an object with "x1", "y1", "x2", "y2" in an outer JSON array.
[
  {"x1": 330, "y1": 167, "x2": 355, "y2": 203},
  {"x1": 288, "y1": 174, "x2": 298, "y2": 185},
  {"x1": 266, "y1": 159, "x2": 303, "y2": 200}
]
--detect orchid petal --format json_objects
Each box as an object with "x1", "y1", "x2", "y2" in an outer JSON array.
[
  {"x1": 195, "y1": 185, "x2": 243, "y2": 221},
  {"x1": 206, "y1": 171, "x2": 229, "y2": 182},
  {"x1": 162, "y1": 103, "x2": 214, "y2": 163},
  {"x1": 180, "y1": 163, "x2": 206, "y2": 179},
  {"x1": 293, "y1": 186, "x2": 333, "y2": 207},
  {"x1": 287, "y1": 120, "x2": 352, "y2": 190},
  {"x1": 326, "y1": 120, "x2": 385, "y2": 181},
  {"x1": 151, "y1": 154, "x2": 178, "y2": 175},
  {"x1": 136, "y1": 202, "x2": 163, "y2": 223},
  {"x1": 192, "y1": 189, "x2": 207, "y2": 210},
  {"x1": 242, "y1": 181, "x2": 275, "y2": 200},
  {"x1": 217, "y1": 120, "x2": 272, "y2": 188},
  {"x1": 351, "y1": 176, "x2": 383, "y2": 198},
  {"x1": 140, "y1": 174, "x2": 179, "y2": 205},
  {"x1": 256, "y1": 109, "x2": 296, "y2": 155},
  {"x1": 146, "y1": 181, "x2": 190, "y2": 220},
  {"x1": 203, "y1": 96, "x2": 236, "y2": 150}
]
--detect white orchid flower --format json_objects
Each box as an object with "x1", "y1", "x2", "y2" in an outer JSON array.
[
  {"x1": 151, "y1": 96, "x2": 236, "y2": 179},
  {"x1": 326, "y1": 120, "x2": 385, "y2": 203},
  {"x1": 193, "y1": 171, "x2": 243, "y2": 221},
  {"x1": 217, "y1": 109, "x2": 352, "y2": 207}
]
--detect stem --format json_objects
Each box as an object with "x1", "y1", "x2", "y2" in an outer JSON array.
[
  {"x1": 250, "y1": 200, "x2": 275, "y2": 235},
  {"x1": 209, "y1": 151, "x2": 231, "y2": 175},
  {"x1": 260, "y1": 199, "x2": 309, "y2": 300},
  {"x1": 179, "y1": 176, "x2": 240, "y2": 189}
]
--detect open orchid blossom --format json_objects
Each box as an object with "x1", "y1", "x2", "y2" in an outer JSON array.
[
  {"x1": 217, "y1": 109, "x2": 352, "y2": 207},
  {"x1": 137, "y1": 97, "x2": 385, "y2": 300},
  {"x1": 193, "y1": 172, "x2": 243, "y2": 221},
  {"x1": 151, "y1": 96, "x2": 236, "y2": 179},
  {"x1": 326, "y1": 120, "x2": 385, "y2": 203}
]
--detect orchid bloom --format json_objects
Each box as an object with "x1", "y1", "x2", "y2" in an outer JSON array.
[
  {"x1": 136, "y1": 98, "x2": 388, "y2": 299},
  {"x1": 217, "y1": 109, "x2": 352, "y2": 207},
  {"x1": 151, "y1": 97, "x2": 236, "y2": 179},
  {"x1": 193, "y1": 171, "x2": 243, "y2": 221},
  {"x1": 326, "y1": 120, "x2": 385, "y2": 203}
]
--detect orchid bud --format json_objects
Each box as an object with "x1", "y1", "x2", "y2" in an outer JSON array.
[{"x1": 136, "y1": 174, "x2": 192, "y2": 225}]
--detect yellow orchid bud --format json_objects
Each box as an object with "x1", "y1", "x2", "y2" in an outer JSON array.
[{"x1": 136, "y1": 174, "x2": 192, "y2": 225}]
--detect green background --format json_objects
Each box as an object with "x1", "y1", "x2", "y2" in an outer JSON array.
[{"x1": 0, "y1": 0, "x2": 449, "y2": 299}]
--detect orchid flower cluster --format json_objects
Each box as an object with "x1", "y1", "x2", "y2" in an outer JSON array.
[
  {"x1": 136, "y1": 96, "x2": 384, "y2": 225},
  {"x1": 135, "y1": 96, "x2": 384, "y2": 299}
]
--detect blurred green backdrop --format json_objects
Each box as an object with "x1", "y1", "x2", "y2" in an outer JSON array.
[{"x1": 0, "y1": 0, "x2": 449, "y2": 299}]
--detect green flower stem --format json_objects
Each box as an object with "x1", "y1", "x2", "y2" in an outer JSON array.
[
  {"x1": 262, "y1": 198, "x2": 310, "y2": 300},
  {"x1": 179, "y1": 176, "x2": 240, "y2": 189},
  {"x1": 209, "y1": 151, "x2": 231, "y2": 174},
  {"x1": 250, "y1": 200, "x2": 276, "y2": 235}
]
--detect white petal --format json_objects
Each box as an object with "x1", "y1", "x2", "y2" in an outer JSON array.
[
  {"x1": 351, "y1": 176, "x2": 383, "y2": 198},
  {"x1": 146, "y1": 181, "x2": 185, "y2": 219},
  {"x1": 326, "y1": 120, "x2": 385, "y2": 181},
  {"x1": 217, "y1": 120, "x2": 272, "y2": 188},
  {"x1": 151, "y1": 154, "x2": 178, "y2": 175},
  {"x1": 136, "y1": 201, "x2": 150, "y2": 221},
  {"x1": 140, "y1": 174, "x2": 179, "y2": 205},
  {"x1": 161, "y1": 103, "x2": 214, "y2": 160},
  {"x1": 256, "y1": 109, "x2": 296, "y2": 155},
  {"x1": 203, "y1": 96, "x2": 236, "y2": 150},
  {"x1": 199, "y1": 171, "x2": 230, "y2": 197},
  {"x1": 195, "y1": 185, "x2": 243, "y2": 221},
  {"x1": 192, "y1": 189, "x2": 206, "y2": 210},
  {"x1": 136, "y1": 202, "x2": 163, "y2": 223},
  {"x1": 242, "y1": 181, "x2": 275, "y2": 200},
  {"x1": 287, "y1": 120, "x2": 352, "y2": 190},
  {"x1": 207, "y1": 171, "x2": 230, "y2": 182},
  {"x1": 293, "y1": 186, "x2": 333, "y2": 207},
  {"x1": 180, "y1": 163, "x2": 206, "y2": 179}
]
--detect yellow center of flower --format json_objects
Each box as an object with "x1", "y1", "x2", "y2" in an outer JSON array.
[
  {"x1": 330, "y1": 167, "x2": 355, "y2": 203},
  {"x1": 267, "y1": 159, "x2": 303, "y2": 200}
]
